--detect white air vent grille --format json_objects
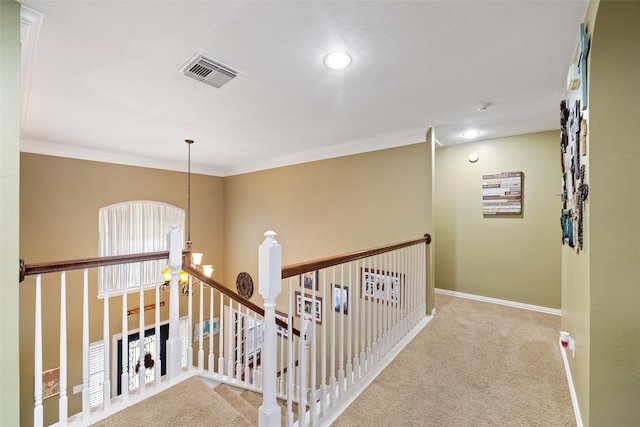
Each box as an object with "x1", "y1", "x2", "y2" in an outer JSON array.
[{"x1": 180, "y1": 53, "x2": 238, "y2": 88}]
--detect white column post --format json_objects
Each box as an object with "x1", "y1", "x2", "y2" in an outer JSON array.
[
  {"x1": 166, "y1": 225, "x2": 184, "y2": 381},
  {"x1": 258, "y1": 231, "x2": 282, "y2": 427}
]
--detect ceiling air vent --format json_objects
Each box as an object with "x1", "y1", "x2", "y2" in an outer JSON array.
[{"x1": 180, "y1": 53, "x2": 238, "y2": 88}]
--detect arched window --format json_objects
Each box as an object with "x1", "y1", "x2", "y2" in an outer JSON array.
[{"x1": 98, "y1": 200, "x2": 185, "y2": 296}]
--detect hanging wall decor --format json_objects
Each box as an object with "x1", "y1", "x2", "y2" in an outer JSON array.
[
  {"x1": 482, "y1": 172, "x2": 523, "y2": 215},
  {"x1": 560, "y1": 98, "x2": 589, "y2": 253}
]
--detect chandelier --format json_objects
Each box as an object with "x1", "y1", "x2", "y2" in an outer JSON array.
[{"x1": 161, "y1": 139, "x2": 213, "y2": 295}]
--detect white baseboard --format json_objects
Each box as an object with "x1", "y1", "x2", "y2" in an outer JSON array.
[
  {"x1": 434, "y1": 288, "x2": 561, "y2": 316},
  {"x1": 559, "y1": 341, "x2": 583, "y2": 427}
]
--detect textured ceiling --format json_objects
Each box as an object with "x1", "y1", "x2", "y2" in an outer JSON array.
[{"x1": 19, "y1": 1, "x2": 588, "y2": 176}]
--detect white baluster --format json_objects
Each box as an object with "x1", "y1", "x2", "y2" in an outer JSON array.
[
  {"x1": 138, "y1": 270, "x2": 145, "y2": 395},
  {"x1": 155, "y1": 281, "x2": 161, "y2": 388},
  {"x1": 346, "y1": 263, "x2": 353, "y2": 389},
  {"x1": 34, "y1": 275, "x2": 43, "y2": 427},
  {"x1": 309, "y1": 272, "x2": 319, "y2": 422},
  {"x1": 338, "y1": 266, "x2": 345, "y2": 394},
  {"x1": 208, "y1": 286, "x2": 214, "y2": 373},
  {"x1": 258, "y1": 230, "x2": 282, "y2": 427},
  {"x1": 353, "y1": 260, "x2": 361, "y2": 383},
  {"x1": 320, "y1": 270, "x2": 327, "y2": 414},
  {"x1": 198, "y1": 277, "x2": 204, "y2": 371},
  {"x1": 235, "y1": 303, "x2": 242, "y2": 378},
  {"x1": 358, "y1": 259, "x2": 365, "y2": 377},
  {"x1": 364, "y1": 258, "x2": 375, "y2": 372},
  {"x1": 329, "y1": 267, "x2": 336, "y2": 407},
  {"x1": 298, "y1": 316, "x2": 311, "y2": 427},
  {"x1": 243, "y1": 306, "x2": 251, "y2": 385},
  {"x1": 286, "y1": 278, "x2": 295, "y2": 427},
  {"x1": 218, "y1": 294, "x2": 225, "y2": 376},
  {"x1": 382, "y1": 252, "x2": 389, "y2": 356},
  {"x1": 59, "y1": 272, "x2": 68, "y2": 425},
  {"x1": 227, "y1": 301, "x2": 234, "y2": 378},
  {"x1": 82, "y1": 269, "x2": 90, "y2": 420},
  {"x1": 103, "y1": 275, "x2": 111, "y2": 409},
  {"x1": 186, "y1": 275, "x2": 191, "y2": 370},
  {"x1": 372, "y1": 256, "x2": 379, "y2": 366},
  {"x1": 393, "y1": 249, "x2": 399, "y2": 346},
  {"x1": 121, "y1": 270, "x2": 129, "y2": 401}
]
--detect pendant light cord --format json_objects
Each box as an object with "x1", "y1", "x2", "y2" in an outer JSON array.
[{"x1": 186, "y1": 139, "x2": 193, "y2": 243}]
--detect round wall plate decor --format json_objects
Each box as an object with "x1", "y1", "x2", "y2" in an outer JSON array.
[{"x1": 236, "y1": 272, "x2": 254, "y2": 299}]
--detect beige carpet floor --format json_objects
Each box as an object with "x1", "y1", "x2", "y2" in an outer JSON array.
[
  {"x1": 90, "y1": 376, "x2": 252, "y2": 426},
  {"x1": 331, "y1": 293, "x2": 576, "y2": 427},
  {"x1": 91, "y1": 293, "x2": 575, "y2": 426}
]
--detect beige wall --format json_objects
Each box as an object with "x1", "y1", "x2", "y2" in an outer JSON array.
[
  {"x1": 19, "y1": 140, "x2": 434, "y2": 424},
  {"x1": 435, "y1": 131, "x2": 561, "y2": 308},
  {"x1": 575, "y1": 1, "x2": 640, "y2": 425},
  {"x1": 561, "y1": 2, "x2": 598, "y2": 424},
  {"x1": 19, "y1": 154, "x2": 224, "y2": 425},
  {"x1": 0, "y1": 1, "x2": 22, "y2": 425},
  {"x1": 223, "y1": 141, "x2": 434, "y2": 312}
]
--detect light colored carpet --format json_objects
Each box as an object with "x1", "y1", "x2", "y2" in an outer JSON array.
[
  {"x1": 331, "y1": 293, "x2": 576, "y2": 426},
  {"x1": 92, "y1": 294, "x2": 575, "y2": 426},
  {"x1": 90, "y1": 376, "x2": 252, "y2": 426}
]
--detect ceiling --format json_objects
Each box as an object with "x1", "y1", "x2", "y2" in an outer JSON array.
[{"x1": 19, "y1": 1, "x2": 588, "y2": 176}]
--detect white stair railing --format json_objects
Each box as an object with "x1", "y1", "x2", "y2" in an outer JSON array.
[
  {"x1": 23, "y1": 229, "x2": 429, "y2": 427},
  {"x1": 272, "y1": 233, "x2": 431, "y2": 426},
  {"x1": 23, "y1": 227, "x2": 187, "y2": 427}
]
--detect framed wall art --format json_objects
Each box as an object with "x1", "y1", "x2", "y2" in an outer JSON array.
[
  {"x1": 42, "y1": 367, "x2": 60, "y2": 399},
  {"x1": 295, "y1": 291, "x2": 322, "y2": 324},
  {"x1": 482, "y1": 172, "x2": 523, "y2": 215},
  {"x1": 301, "y1": 270, "x2": 318, "y2": 291},
  {"x1": 332, "y1": 284, "x2": 348, "y2": 315},
  {"x1": 193, "y1": 317, "x2": 219, "y2": 343},
  {"x1": 360, "y1": 268, "x2": 402, "y2": 305}
]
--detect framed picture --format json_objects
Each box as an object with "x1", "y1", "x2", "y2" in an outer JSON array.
[
  {"x1": 275, "y1": 311, "x2": 289, "y2": 338},
  {"x1": 301, "y1": 270, "x2": 318, "y2": 291},
  {"x1": 360, "y1": 268, "x2": 403, "y2": 305},
  {"x1": 193, "y1": 317, "x2": 220, "y2": 343},
  {"x1": 295, "y1": 291, "x2": 322, "y2": 324},
  {"x1": 42, "y1": 367, "x2": 60, "y2": 399},
  {"x1": 332, "y1": 284, "x2": 348, "y2": 315}
]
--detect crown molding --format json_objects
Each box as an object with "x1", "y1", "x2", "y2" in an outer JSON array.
[
  {"x1": 21, "y1": 125, "x2": 430, "y2": 177},
  {"x1": 223, "y1": 126, "x2": 430, "y2": 176},
  {"x1": 20, "y1": 5, "x2": 44, "y2": 130},
  {"x1": 20, "y1": 139, "x2": 224, "y2": 176}
]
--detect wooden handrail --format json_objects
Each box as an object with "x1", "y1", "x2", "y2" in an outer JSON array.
[
  {"x1": 18, "y1": 234, "x2": 430, "y2": 334},
  {"x1": 182, "y1": 262, "x2": 301, "y2": 338},
  {"x1": 19, "y1": 250, "x2": 187, "y2": 283},
  {"x1": 19, "y1": 249, "x2": 301, "y2": 337},
  {"x1": 281, "y1": 233, "x2": 431, "y2": 279}
]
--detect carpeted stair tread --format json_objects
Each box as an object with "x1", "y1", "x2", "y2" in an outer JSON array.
[
  {"x1": 213, "y1": 384, "x2": 260, "y2": 425},
  {"x1": 90, "y1": 376, "x2": 253, "y2": 426}
]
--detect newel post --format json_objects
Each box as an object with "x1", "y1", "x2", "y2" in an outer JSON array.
[
  {"x1": 166, "y1": 225, "x2": 184, "y2": 381},
  {"x1": 258, "y1": 231, "x2": 282, "y2": 427}
]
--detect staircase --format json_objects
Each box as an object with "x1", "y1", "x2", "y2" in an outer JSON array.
[{"x1": 90, "y1": 376, "x2": 297, "y2": 427}]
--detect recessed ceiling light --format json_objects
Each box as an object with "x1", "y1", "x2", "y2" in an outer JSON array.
[
  {"x1": 462, "y1": 130, "x2": 481, "y2": 138},
  {"x1": 324, "y1": 51, "x2": 352, "y2": 70}
]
